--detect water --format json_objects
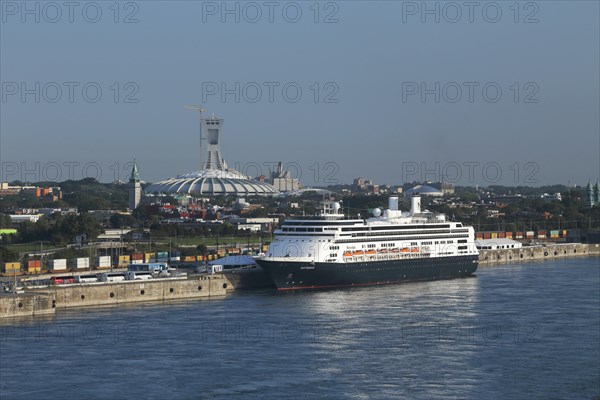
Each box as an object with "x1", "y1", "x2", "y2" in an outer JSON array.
[{"x1": 1, "y1": 258, "x2": 599, "y2": 400}]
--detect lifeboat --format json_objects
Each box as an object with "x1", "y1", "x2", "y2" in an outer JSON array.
[
  {"x1": 391, "y1": 248, "x2": 400, "y2": 253},
  {"x1": 343, "y1": 251, "x2": 353, "y2": 257},
  {"x1": 378, "y1": 249, "x2": 388, "y2": 254},
  {"x1": 400, "y1": 248, "x2": 410, "y2": 253},
  {"x1": 411, "y1": 247, "x2": 419, "y2": 253},
  {"x1": 365, "y1": 250, "x2": 376, "y2": 255},
  {"x1": 353, "y1": 250, "x2": 364, "y2": 256}
]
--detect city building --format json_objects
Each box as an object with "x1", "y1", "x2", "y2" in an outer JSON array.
[
  {"x1": 9, "y1": 214, "x2": 42, "y2": 224},
  {"x1": 268, "y1": 162, "x2": 300, "y2": 192},
  {"x1": 146, "y1": 113, "x2": 278, "y2": 197}
]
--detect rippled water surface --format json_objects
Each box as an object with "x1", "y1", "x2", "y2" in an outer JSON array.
[{"x1": 1, "y1": 258, "x2": 599, "y2": 399}]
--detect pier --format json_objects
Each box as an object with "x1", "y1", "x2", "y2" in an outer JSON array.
[
  {"x1": 0, "y1": 275, "x2": 227, "y2": 319},
  {"x1": 478, "y1": 243, "x2": 599, "y2": 265}
]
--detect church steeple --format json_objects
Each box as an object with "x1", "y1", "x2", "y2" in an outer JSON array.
[
  {"x1": 585, "y1": 180, "x2": 595, "y2": 207},
  {"x1": 130, "y1": 160, "x2": 140, "y2": 183},
  {"x1": 129, "y1": 161, "x2": 142, "y2": 210}
]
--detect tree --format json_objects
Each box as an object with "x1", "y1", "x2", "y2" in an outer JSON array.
[{"x1": 0, "y1": 214, "x2": 13, "y2": 228}]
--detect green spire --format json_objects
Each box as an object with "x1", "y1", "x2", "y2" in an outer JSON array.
[{"x1": 130, "y1": 161, "x2": 140, "y2": 183}]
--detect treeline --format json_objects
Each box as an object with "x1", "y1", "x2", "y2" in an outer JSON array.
[
  {"x1": 0, "y1": 178, "x2": 129, "y2": 211},
  {"x1": 13, "y1": 214, "x2": 102, "y2": 244}
]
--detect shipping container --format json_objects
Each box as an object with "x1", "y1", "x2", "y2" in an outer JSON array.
[
  {"x1": 72, "y1": 257, "x2": 90, "y2": 269},
  {"x1": 526, "y1": 231, "x2": 535, "y2": 239},
  {"x1": 3, "y1": 269, "x2": 21, "y2": 276},
  {"x1": 4, "y1": 262, "x2": 20, "y2": 270},
  {"x1": 118, "y1": 255, "x2": 131, "y2": 266},
  {"x1": 184, "y1": 256, "x2": 196, "y2": 262},
  {"x1": 491, "y1": 232, "x2": 498, "y2": 239},
  {"x1": 97, "y1": 256, "x2": 112, "y2": 268},
  {"x1": 49, "y1": 259, "x2": 67, "y2": 271},
  {"x1": 561, "y1": 229, "x2": 567, "y2": 238},
  {"x1": 475, "y1": 233, "x2": 483, "y2": 240},
  {"x1": 130, "y1": 259, "x2": 143, "y2": 264},
  {"x1": 537, "y1": 230, "x2": 546, "y2": 239},
  {"x1": 2, "y1": 262, "x2": 21, "y2": 274},
  {"x1": 515, "y1": 232, "x2": 524, "y2": 239},
  {"x1": 483, "y1": 233, "x2": 491, "y2": 239},
  {"x1": 27, "y1": 265, "x2": 41, "y2": 274},
  {"x1": 505, "y1": 232, "x2": 513, "y2": 239},
  {"x1": 28, "y1": 260, "x2": 42, "y2": 268},
  {"x1": 550, "y1": 230, "x2": 560, "y2": 238},
  {"x1": 144, "y1": 253, "x2": 155, "y2": 263},
  {"x1": 499, "y1": 232, "x2": 506, "y2": 239},
  {"x1": 169, "y1": 256, "x2": 181, "y2": 262},
  {"x1": 131, "y1": 253, "x2": 144, "y2": 260}
]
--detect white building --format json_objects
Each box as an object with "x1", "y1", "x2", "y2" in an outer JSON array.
[
  {"x1": 475, "y1": 239, "x2": 522, "y2": 250},
  {"x1": 9, "y1": 214, "x2": 42, "y2": 223}
]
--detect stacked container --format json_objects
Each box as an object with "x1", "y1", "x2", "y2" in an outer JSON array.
[
  {"x1": 27, "y1": 260, "x2": 42, "y2": 274},
  {"x1": 2, "y1": 262, "x2": 21, "y2": 275},
  {"x1": 144, "y1": 252, "x2": 155, "y2": 263},
  {"x1": 131, "y1": 253, "x2": 143, "y2": 264}
]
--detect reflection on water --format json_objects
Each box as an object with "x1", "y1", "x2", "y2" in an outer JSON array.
[{"x1": 1, "y1": 258, "x2": 598, "y2": 400}]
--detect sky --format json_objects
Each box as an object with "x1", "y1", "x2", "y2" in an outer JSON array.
[{"x1": 1, "y1": 0, "x2": 599, "y2": 187}]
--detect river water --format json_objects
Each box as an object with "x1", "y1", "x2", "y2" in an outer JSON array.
[{"x1": 1, "y1": 257, "x2": 599, "y2": 400}]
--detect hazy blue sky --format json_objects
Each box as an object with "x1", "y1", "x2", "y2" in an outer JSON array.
[{"x1": 1, "y1": 1, "x2": 598, "y2": 187}]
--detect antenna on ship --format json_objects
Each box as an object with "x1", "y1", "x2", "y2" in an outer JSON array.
[{"x1": 184, "y1": 105, "x2": 208, "y2": 172}]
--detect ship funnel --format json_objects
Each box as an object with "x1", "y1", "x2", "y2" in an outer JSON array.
[
  {"x1": 388, "y1": 196, "x2": 399, "y2": 211},
  {"x1": 410, "y1": 195, "x2": 421, "y2": 215}
]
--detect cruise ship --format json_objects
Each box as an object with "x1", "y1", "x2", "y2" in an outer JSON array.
[{"x1": 256, "y1": 195, "x2": 479, "y2": 290}]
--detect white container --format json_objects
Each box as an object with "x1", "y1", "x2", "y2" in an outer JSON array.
[
  {"x1": 49, "y1": 259, "x2": 67, "y2": 270},
  {"x1": 73, "y1": 257, "x2": 90, "y2": 269},
  {"x1": 97, "y1": 256, "x2": 112, "y2": 267},
  {"x1": 130, "y1": 259, "x2": 143, "y2": 264}
]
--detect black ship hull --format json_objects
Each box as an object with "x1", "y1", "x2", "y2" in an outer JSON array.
[{"x1": 256, "y1": 255, "x2": 479, "y2": 291}]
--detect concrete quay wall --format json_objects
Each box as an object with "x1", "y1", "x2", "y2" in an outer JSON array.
[
  {"x1": 47, "y1": 275, "x2": 227, "y2": 310},
  {"x1": 1, "y1": 275, "x2": 228, "y2": 319},
  {"x1": 0, "y1": 292, "x2": 55, "y2": 319},
  {"x1": 479, "y1": 243, "x2": 599, "y2": 266}
]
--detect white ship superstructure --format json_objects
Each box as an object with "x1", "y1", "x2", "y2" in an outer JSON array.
[{"x1": 264, "y1": 195, "x2": 479, "y2": 264}]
